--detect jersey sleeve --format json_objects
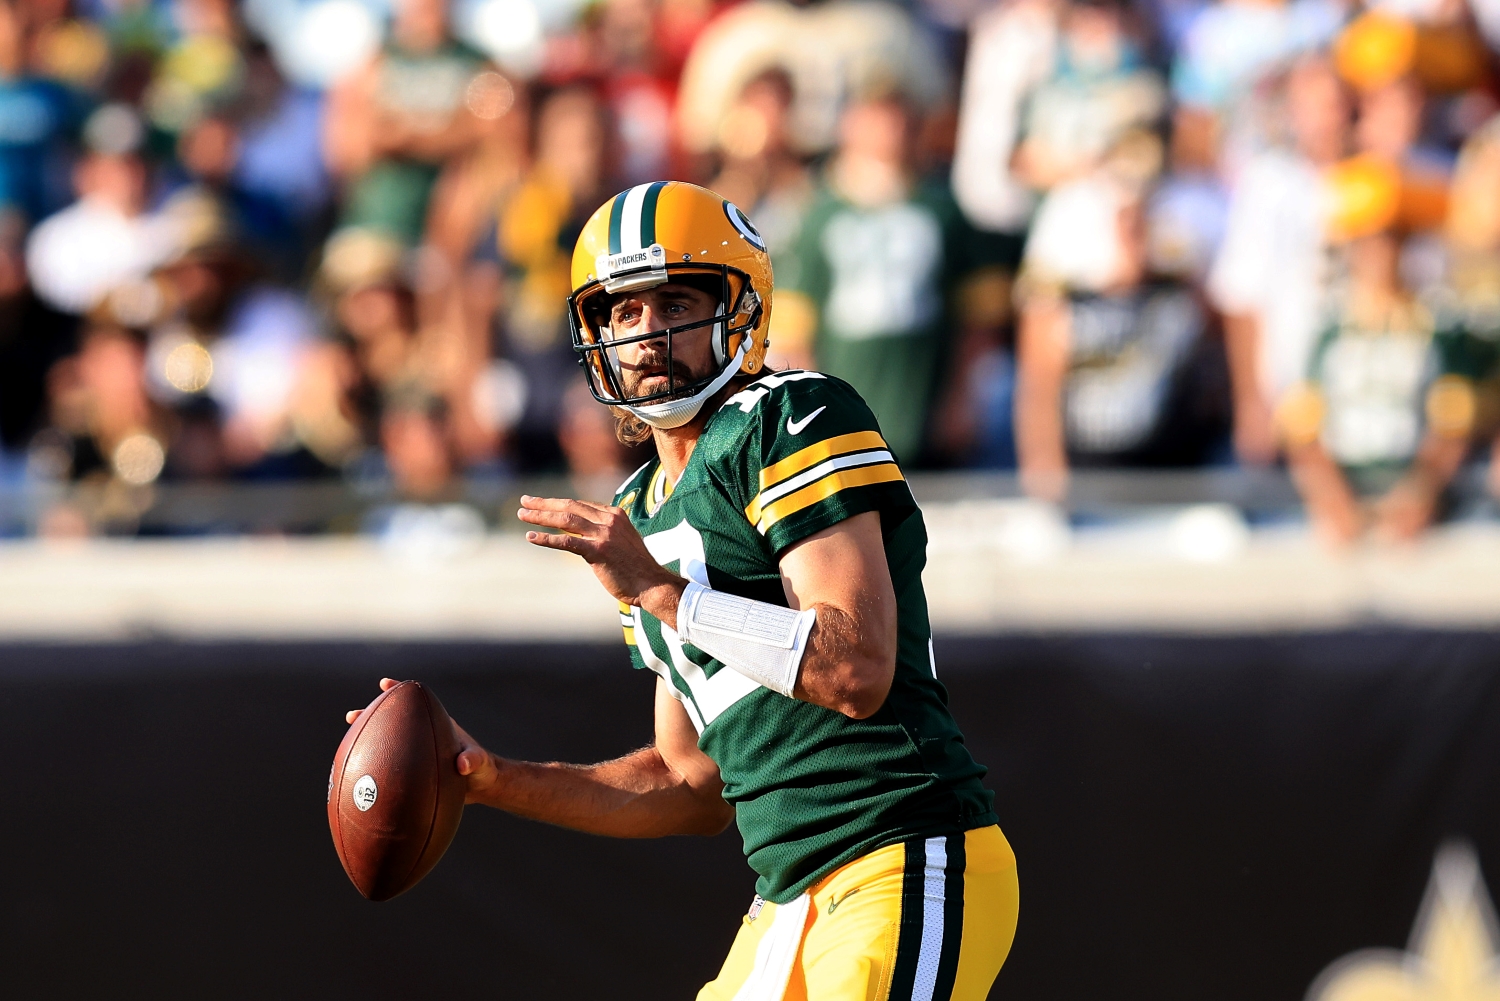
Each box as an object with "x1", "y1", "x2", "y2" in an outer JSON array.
[{"x1": 735, "y1": 373, "x2": 916, "y2": 556}]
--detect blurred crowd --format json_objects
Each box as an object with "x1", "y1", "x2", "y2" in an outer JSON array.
[{"x1": 2, "y1": 0, "x2": 1500, "y2": 543}]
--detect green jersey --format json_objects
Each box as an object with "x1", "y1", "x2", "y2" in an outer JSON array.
[{"x1": 613, "y1": 370, "x2": 997, "y2": 903}]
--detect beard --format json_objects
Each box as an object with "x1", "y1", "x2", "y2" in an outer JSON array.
[{"x1": 616, "y1": 343, "x2": 718, "y2": 402}]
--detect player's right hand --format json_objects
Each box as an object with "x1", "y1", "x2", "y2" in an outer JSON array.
[
  {"x1": 452, "y1": 719, "x2": 503, "y2": 806},
  {"x1": 344, "y1": 679, "x2": 500, "y2": 806}
]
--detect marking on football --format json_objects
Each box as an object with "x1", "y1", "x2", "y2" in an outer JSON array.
[{"x1": 352, "y1": 774, "x2": 377, "y2": 812}]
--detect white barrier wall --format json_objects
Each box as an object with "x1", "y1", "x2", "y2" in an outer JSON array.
[{"x1": 4, "y1": 502, "x2": 1500, "y2": 639}]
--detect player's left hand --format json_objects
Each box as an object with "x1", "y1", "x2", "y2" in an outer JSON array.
[{"x1": 518, "y1": 495, "x2": 685, "y2": 619}]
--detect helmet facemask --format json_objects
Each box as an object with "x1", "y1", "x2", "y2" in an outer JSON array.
[{"x1": 569, "y1": 261, "x2": 763, "y2": 422}]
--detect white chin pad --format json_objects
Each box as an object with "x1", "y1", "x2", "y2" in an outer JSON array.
[{"x1": 676, "y1": 582, "x2": 816, "y2": 697}]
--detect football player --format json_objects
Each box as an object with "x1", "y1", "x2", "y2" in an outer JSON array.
[{"x1": 358, "y1": 181, "x2": 1018, "y2": 1000}]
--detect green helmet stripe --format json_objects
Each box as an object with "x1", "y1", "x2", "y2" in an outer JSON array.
[
  {"x1": 639, "y1": 180, "x2": 667, "y2": 248},
  {"x1": 607, "y1": 192, "x2": 626, "y2": 255}
]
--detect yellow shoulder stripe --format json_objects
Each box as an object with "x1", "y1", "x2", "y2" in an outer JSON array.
[
  {"x1": 758, "y1": 430, "x2": 887, "y2": 490},
  {"x1": 753, "y1": 462, "x2": 904, "y2": 534}
]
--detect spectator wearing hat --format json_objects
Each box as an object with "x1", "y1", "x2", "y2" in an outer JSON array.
[
  {"x1": 127, "y1": 187, "x2": 325, "y2": 480},
  {"x1": 1280, "y1": 156, "x2": 1487, "y2": 545},
  {"x1": 306, "y1": 227, "x2": 427, "y2": 475}
]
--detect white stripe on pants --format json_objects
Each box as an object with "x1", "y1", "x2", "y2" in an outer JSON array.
[{"x1": 912, "y1": 836, "x2": 949, "y2": 1001}]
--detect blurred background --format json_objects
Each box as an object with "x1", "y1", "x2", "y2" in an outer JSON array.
[
  {"x1": 2, "y1": 0, "x2": 1500, "y2": 996},
  {"x1": 0, "y1": 0, "x2": 1498, "y2": 541}
]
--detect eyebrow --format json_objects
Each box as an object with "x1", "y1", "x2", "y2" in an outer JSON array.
[{"x1": 610, "y1": 289, "x2": 702, "y2": 314}]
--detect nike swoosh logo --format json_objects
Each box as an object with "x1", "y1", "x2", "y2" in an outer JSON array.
[
  {"x1": 786, "y1": 406, "x2": 826, "y2": 435},
  {"x1": 828, "y1": 888, "x2": 859, "y2": 914}
]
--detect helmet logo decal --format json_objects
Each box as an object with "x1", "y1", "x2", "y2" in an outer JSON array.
[{"x1": 723, "y1": 201, "x2": 767, "y2": 251}]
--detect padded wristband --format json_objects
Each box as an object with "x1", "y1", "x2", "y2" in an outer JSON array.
[{"x1": 676, "y1": 582, "x2": 816, "y2": 697}]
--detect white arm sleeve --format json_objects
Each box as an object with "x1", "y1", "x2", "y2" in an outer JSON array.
[{"x1": 675, "y1": 582, "x2": 817, "y2": 698}]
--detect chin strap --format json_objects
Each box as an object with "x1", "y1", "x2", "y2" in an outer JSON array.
[{"x1": 624, "y1": 340, "x2": 747, "y2": 430}]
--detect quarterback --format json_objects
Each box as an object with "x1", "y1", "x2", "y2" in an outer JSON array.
[{"x1": 394, "y1": 181, "x2": 1015, "y2": 999}]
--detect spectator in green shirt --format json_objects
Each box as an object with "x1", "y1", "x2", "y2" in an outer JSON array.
[
  {"x1": 776, "y1": 87, "x2": 988, "y2": 466},
  {"x1": 1281, "y1": 156, "x2": 1493, "y2": 546}
]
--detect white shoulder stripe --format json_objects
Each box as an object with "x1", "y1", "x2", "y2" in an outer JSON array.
[{"x1": 754, "y1": 449, "x2": 893, "y2": 511}]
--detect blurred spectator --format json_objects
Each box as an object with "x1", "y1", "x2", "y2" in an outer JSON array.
[
  {"x1": 708, "y1": 68, "x2": 816, "y2": 369},
  {"x1": 325, "y1": 0, "x2": 494, "y2": 245},
  {"x1": 1280, "y1": 157, "x2": 1484, "y2": 545},
  {"x1": 139, "y1": 0, "x2": 244, "y2": 136},
  {"x1": 1014, "y1": 149, "x2": 1218, "y2": 500},
  {"x1": 951, "y1": 0, "x2": 1164, "y2": 235},
  {"x1": 1170, "y1": 0, "x2": 1342, "y2": 114},
  {"x1": 677, "y1": 0, "x2": 948, "y2": 163},
  {"x1": 42, "y1": 321, "x2": 163, "y2": 485},
  {"x1": 137, "y1": 190, "x2": 322, "y2": 478},
  {"x1": 1146, "y1": 105, "x2": 1229, "y2": 281},
  {"x1": 165, "y1": 114, "x2": 301, "y2": 275},
  {"x1": 595, "y1": 0, "x2": 677, "y2": 187},
  {"x1": 1209, "y1": 54, "x2": 1349, "y2": 466},
  {"x1": 26, "y1": 103, "x2": 177, "y2": 315},
  {"x1": 0, "y1": 0, "x2": 83, "y2": 226},
  {"x1": 380, "y1": 391, "x2": 456, "y2": 500},
  {"x1": 1436, "y1": 118, "x2": 1500, "y2": 502},
  {"x1": 1340, "y1": 25, "x2": 1455, "y2": 285},
  {"x1": 225, "y1": 43, "x2": 334, "y2": 270},
  {"x1": 0, "y1": 209, "x2": 71, "y2": 454},
  {"x1": 708, "y1": 69, "x2": 809, "y2": 254},
  {"x1": 322, "y1": 228, "x2": 418, "y2": 402},
  {"x1": 25, "y1": 0, "x2": 111, "y2": 93},
  {"x1": 438, "y1": 84, "x2": 607, "y2": 472},
  {"x1": 779, "y1": 87, "x2": 985, "y2": 464}
]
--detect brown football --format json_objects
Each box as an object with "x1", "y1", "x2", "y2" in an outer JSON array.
[{"x1": 328, "y1": 680, "x2": 466, "y2": 901}]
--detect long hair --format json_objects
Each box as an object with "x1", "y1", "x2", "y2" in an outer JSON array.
[{"x1": 611, "y1": 407, "x2": 653, "y2": 445}]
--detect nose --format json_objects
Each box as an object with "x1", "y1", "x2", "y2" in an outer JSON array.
[{"x1": 640, "y1": 304, "x2": 670, "y2": 341}]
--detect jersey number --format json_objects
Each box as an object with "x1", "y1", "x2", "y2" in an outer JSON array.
[{"x1": 635, "y1": 520, "x2": 763, "y2": 734}]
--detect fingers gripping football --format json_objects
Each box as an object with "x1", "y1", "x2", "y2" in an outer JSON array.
[
  {"x1": 517, "y1": 494, "x2": 683, "y2": 612},
  {"x1": 342, "y1": 677, "x2": 500, "y2": 806}
]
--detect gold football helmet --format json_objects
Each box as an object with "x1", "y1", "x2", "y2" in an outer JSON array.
[{"x1": 568, "y1": 181, "x2": 773, "y2": 428}]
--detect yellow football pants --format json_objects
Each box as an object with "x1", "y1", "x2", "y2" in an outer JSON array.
[{"x1": 698, "y1": 826, "x2": 1018, "y2": 1001}]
